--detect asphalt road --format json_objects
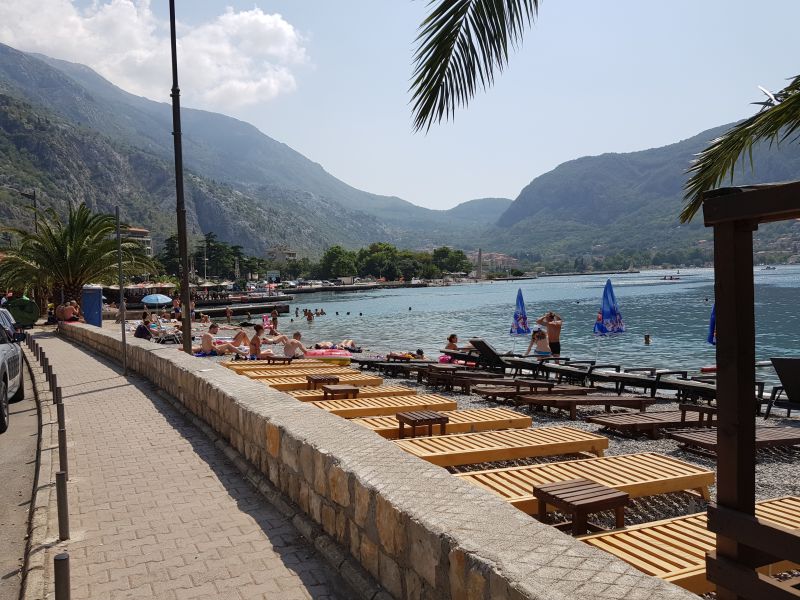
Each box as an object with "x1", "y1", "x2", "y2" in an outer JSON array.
[{"x1": 0, "y1": 367, "x2": 37, "y2": 600}]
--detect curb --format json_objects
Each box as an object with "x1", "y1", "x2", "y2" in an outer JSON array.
[
  {"x1": 20, "y1": 343, "x2": 62, "y2": 600},
  {"x1": 153, "y1": 387, "x2": 391, "y2": 600}
]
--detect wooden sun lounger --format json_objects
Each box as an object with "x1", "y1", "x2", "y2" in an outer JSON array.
[
  {"x1": 580, "y1": 496, "x2": 800, "y2": 594},
  {"x1": 241, "y1": 366, "x2": 358, "y2": 379},
  {"x1": 515, "y1": 394, "x2": 656, "y2": 420},
  {"x1": 311, "y1": 394, "x2": 456, "y2": 418},
  {"x1": 351, "y1": 408, "x2": 532, "y2": 439},
  {"x1": 266, "y1": 373, "x2": 384, "y2": 391},
  {"x1": 393, "y1": 427, "x2": 607, "y2": 467},
  {"x1": 225, "y1": 359, "x2": 327, "y2": 371},
  {"x1": 668, "y1": 425, "x2": 800, "y2": 455},
  {"x1": 455, "y1": 452, "x2": 714, "y2": 514},
  {"x1": 473, "y1": 381, "x2": 590, "y2": 401},
  {"x1": 587, "y1": 404, "x2": 717, "y2": 438},
  {"x1": 287, "y1": 385, "x2": 415, "y2": 402}
]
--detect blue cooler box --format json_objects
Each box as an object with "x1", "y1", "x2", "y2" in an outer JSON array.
[{"x1": 81, "y1": 286, "x2": 104, "y2": 327}]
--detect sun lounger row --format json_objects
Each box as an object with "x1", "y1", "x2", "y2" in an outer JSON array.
[
  {"x1": 351, "y1": 408, "x2": 531, "y2": 439},
  {"x1": 516, "y1": 394, "x2": 656, "y2": 420},
  {"x1": 455, "y1": 452, "x2": 714, "y2": 514},
  {"x1": 581, "y1": 496, "x2": 800, "y2": 594},
  {"x1": 287, "y1": 384, "x2": 414, "y2": 402},
  {"x1": 393, "y1": 426, "x2": 607, "y2": 466}
]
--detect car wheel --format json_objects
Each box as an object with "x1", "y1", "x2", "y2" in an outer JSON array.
[{"x1": 0, "y1": 379, "x2": 9, "y2": 434}]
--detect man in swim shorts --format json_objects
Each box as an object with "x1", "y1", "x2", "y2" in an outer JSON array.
[
  {"x1": 191, "y1": 323, "x2": 247, "y2": 357},
  {"x1": 282, "y1": 332, "x2": 309, "y2": 358},
  {"x1": 536, "y1": 311, "x2": 563, "y2": 356}
]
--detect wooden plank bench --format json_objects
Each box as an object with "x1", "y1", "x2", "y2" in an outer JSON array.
[
  {"x1": 668, "y1": 425, "x2": 800, "y2": 455},
  {"x1": 587, "y1": 405, "x2": 717, "y2": 438},
  {"x1": 288, "y1": 385, "x2": 414, "y2": 402},
  {"x1": 393, "y1": 427, "x2": 608, "y2": 467},
  {"x1": 351, "y1": 408, "x2": 532, "y2": 439},
  {"x1": 580, "y1": 496, "x2": 800, "y2": 594},
  {"x1": 266, "y1": 373, "x2": 383, "y2": 391},
  {"x1": 311, "y1": 394, "x2": 456, "y2": 418},
  {"x1": 515, "y1": 394, "x2": 655, "y2": 420},
  {"x1": 455, "y1": 452, "x2": 714, "y2": 514}
]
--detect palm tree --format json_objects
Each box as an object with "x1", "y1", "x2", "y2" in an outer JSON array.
[
  {"x1": 681, "y1": 75, "x2": 800, "y2": 221},
  {"x1": 410, "y1": 1, "x2": 800, "y2": 221},
  {"x1": 0, "y1": 203, "x2": 156, "y2": 303}
]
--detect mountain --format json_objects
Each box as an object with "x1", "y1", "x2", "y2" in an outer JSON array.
[
  {"x1": 485, "y1": 125, "x2": 800, "y2": 257},
  {"x1": 0, "y1": 43, "x2": 501, "y2": 254}
]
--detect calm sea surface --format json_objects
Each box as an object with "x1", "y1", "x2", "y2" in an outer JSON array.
[{"x1": 233, "y1": 266, "x2": 800, "y2": 378}]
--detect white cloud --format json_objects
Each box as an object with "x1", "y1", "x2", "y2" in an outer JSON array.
[{"x1": 0, "y1": 1, "x2": 307, "y2": 109}]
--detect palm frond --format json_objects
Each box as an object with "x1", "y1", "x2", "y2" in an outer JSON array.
[
  {"x1": 411, "y1": 0, "x2": 538, "y2": 131},
  {"x1": 682, "y1": 74, "x2": 800, "y2": 222}
]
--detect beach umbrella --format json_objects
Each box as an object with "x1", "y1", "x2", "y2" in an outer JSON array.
[
  {"x1": 707, "y1": 303, "x2": 716, "y2": 345},
  {"x1": 141, "y1": 293, "x2": 172, "y2": 307},
  {"x1": 593, "y1": 279, "x2": 625, "y2": 336},
  {"x1": 510, "y1": 288, "x2": 531, "y2": 336}
]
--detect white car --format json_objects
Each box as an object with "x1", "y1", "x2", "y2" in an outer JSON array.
[{"x1": 0, "y1": 309, "x2": 24, "y2": 433}]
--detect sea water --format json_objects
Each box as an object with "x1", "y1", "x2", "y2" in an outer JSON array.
[{"x1": 240, "y1": 266, "x2": 800, "y2": 377}]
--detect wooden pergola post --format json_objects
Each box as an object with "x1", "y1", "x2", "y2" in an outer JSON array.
[{"x1": 702, "y1": 181, "x2": 800, "y2": 600}]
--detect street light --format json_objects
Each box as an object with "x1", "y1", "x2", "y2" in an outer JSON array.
[{"x1": 169, "y1": 0, "x2": 192, "y2": 354}]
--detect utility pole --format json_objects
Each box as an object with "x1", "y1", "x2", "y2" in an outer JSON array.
[
  {"x1": 203, "y1": 240, "x2": 207, "y2": 281},
  {"x1": 169, "y1": 0, "x2": 192, "y2": 353},
  {"x1": 115, "y1": 207, "x2": 127, "y2": 375}
]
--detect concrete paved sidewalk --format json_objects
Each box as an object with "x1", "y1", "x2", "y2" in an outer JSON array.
[{"x1": 34, "y1": 334, "x2": 348, "y2": 599}]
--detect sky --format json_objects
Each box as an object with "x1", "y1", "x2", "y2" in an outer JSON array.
[{"x1": 1, "y1": 1, "x2": 799, "y2": 210}]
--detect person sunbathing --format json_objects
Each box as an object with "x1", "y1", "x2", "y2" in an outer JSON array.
[
  {"x1": 191, "y1": 323, "x2": 247, "y2": 357},
  {"x1": 525, "y1": 327, "x2": 551, "y2": 358},
  {"x1": 249, "y1": 324, "x2": 289, "y2": 358},
  {"x1": 282, "y1": 332, "x2": 309, "y2": 358}
]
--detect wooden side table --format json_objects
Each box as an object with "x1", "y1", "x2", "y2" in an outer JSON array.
[
  {"x1": 321, "y1": 384, "x2": 360, "y2": 400},
  {"x1": 264, "y1": 356, "x2": 294, "y2": 365},
  {"x1": 396, "y1": 411, "x2": 449, "y2": 439},
  {"x1": 532, "y1": 478, "x2": 629, "y2": 535},
  {"x1": 306, "y1": 374, "x2": 340, "y2": 390}
]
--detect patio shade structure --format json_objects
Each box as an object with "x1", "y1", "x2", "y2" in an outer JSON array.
[{"x1": 701, "y1": 180, "x2": 800, "y2": 600}]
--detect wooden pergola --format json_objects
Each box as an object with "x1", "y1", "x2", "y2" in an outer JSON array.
[{"x1": 702, "y1": 180, "x2": 800, "y2": 599}]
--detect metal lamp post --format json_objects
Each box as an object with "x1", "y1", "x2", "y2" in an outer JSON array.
[{"x1": 169, "y1": 0, "x2": 193, "y2": 353}]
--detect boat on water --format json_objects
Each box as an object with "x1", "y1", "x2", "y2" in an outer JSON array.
[{"x1": 762, "y1": 265, "x2": 777, "y2": 270}]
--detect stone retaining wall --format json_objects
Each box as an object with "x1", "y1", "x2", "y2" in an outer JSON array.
[{"x1": 60, "y1": 324, "x2": 695, "y2": 600}]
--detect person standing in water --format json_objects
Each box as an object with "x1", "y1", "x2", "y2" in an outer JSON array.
[{"x1": 536, "y1": 311, "x2": 563, "y2": 356}]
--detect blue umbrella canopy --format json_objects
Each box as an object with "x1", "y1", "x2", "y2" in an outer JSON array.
[
  {"x1": 593, "y1": 279, "x2": 625, "y2": 336},
  {"x1": 707, "y1": 303, "x2": 716, "y2": 345},
  {"x1": 510, "y1": 288, "x2": 531, "y2": 336},
  {"x1": 141, "y1": 293, "x2": 173, "y2": 306}
]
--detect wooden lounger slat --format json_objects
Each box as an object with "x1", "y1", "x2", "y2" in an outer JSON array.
[
  {"x1": 311, "y1": 394, "x2": 456, "y2": 418},
  {"x1": 393, "y1": 427, "x2": 607, "y2": 467},
  {"x1": 587, "y1": 409, "x2": 717, "y2": 438},
  {"x1": 265, "y1": 374, "x2": 384, "y2": 391},
  {"x1": 242, "y1": 366, "x2": 357, "y2": 378},
  {"x1": 351, "y1": 408, "x2": 531, "y2": 439},
  {"x1": 225, "y1": 359, "x2": 326, "y2": 371},
  {"x1": 581, "y1": 496, "x2": 800, "y2": 593},
  {"x1": 288, "y1": 385, "x2": 414, "y2": 402},
  {"x1": 515, "y1": 394, "x2": 655, "y2": 420},
  {"x1": 456, "y1": 452, "x2": 714, "y2": 514},
  {"x1": 668, "y1": 426, "x2": 800, "y2": 453}
]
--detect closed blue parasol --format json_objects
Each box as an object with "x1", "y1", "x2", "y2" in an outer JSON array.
[
  {"x1": 707, "y1": 303, "x2": 716, "y2": 345},
  {"x1": 141, "y1": 293, "x2": 172, "y2": 306},
  {"x1": 593, "y1": 279, "x2": 625, "y2": 336},
  {"x1": 510, "y1": 288, "x2": 531, "y2": 336}
]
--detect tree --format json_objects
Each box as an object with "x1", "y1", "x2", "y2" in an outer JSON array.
[
  {"x1": 319, "y1": 246, "x2": 358, "y2": 279},
  {"x1": 157, "y1": 234, "x2": 180, "y2": 277},
  {"x1": 0, "y1": 203, "x2": 156, "y2": 302}
]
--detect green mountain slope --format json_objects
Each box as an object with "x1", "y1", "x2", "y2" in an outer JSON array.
[{"x1": 486, "y1": 126, "x2": 800, "y2": 256}]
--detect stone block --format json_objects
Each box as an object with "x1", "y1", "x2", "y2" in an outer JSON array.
[
  {"x1": 266, "y1": 422, "x2": 280, "y2": 457},
  {"x1": 348, "y1": 520, "x2": 360, "y2": 559},
  {"x1": 313, "y1": 451, "x2": 328, "y2": 495},
  {"x1": 407, "y1": 519, "x2": 440, "y2": 589},
  {"x1": 354, "y1": 481, "x2": 372, "y2": 528},
  {"x1": 299, "y1": 443, "x2": 314, "y2": 483},
  {"x1": 405, "y1": 569, "x2": 423, "y2": 600},
  {"x1": 321, "y1": 503, "x2": 336, "y2": 536},
  {"x1": 328, "y1": 464, "x2": 351, "y2": 507},
  {"x1": 379, "y1": 551, "x2": 403, "y2": 598},
  {"x1": 309, "y1": 490, "x2": 322, "y2": 524},
  {"x1": 449, "y1": 548, "x2": 467, "y2": 599},
  {"x1": 376, "y1": 494, "x2": 403, "y2": 556},
  {"x1": 360, "y1": 535, "x2": 380, "y2": 580},
  {"x1": 280, "y1": 434, "x2": 299, "y2": 472},
  {"x1": 335, "y1": 510, "x2": 348, "y2": 546},
  {"x1": 298, "y1": 480, "x2": 310, "y2": 513},
  {"x1": 466, "y1": 566, "x2": 486, "y2": 600}
]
